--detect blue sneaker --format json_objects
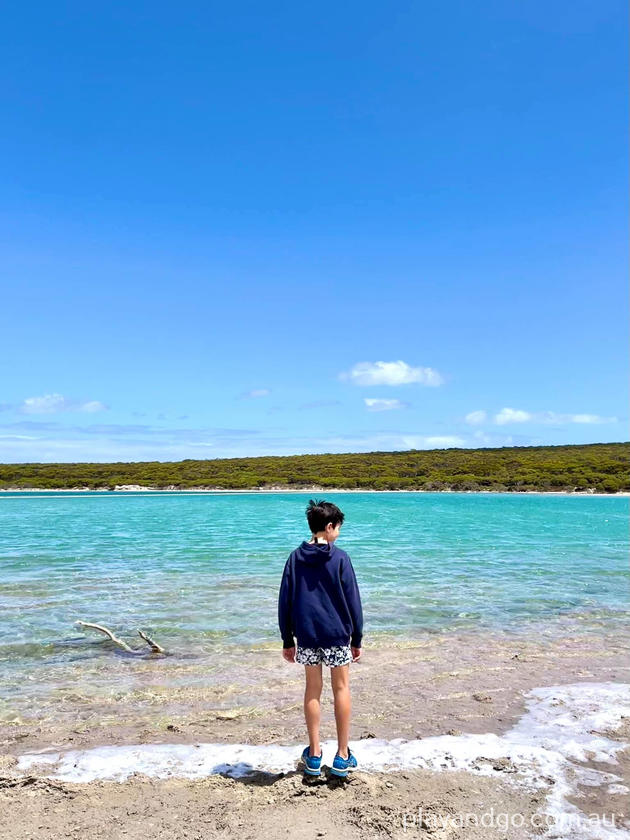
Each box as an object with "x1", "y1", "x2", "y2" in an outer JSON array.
[
  {"x1": 330, "y1": 747, "x2": 358, "y2": 778},
  {"x1": 301, "y1": 746, "x2": 322, "y2": 776}
]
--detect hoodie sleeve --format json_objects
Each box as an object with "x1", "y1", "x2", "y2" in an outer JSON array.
[
  {"x1": 340, "y1": 553, "x2": 363, "y2": 648},
  {"x1": 278, "y1": 555, "x2": 295, "y2": 648}
]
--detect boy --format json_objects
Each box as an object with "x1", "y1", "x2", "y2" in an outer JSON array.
[{"x1": 278, "y1": 499, "x2": 363, "y2": 779}]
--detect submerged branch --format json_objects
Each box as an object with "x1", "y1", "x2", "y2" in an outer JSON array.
[{"x1": 75, "y1": 620, "x2": 166, "y2": 654}]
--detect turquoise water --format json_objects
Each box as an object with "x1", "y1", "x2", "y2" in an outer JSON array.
[{"x1": 1, "y1": 492, "x2": 628, "y2": 665}]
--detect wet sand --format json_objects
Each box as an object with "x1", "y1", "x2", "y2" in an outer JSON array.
[
  {"x1": 1, "y1": 627, "x2": 629, "y2": 838},
  {"x1": 2, "y1": 628, "x2": 629, "y2": 754}
]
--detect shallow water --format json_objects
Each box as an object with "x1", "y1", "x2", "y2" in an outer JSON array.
[{"x1": 1, "y1": 491, "x2": 628, "y2": 723}]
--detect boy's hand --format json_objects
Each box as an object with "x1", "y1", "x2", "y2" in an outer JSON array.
[
  {"x1": 282, "y1": 646, "x2": 296, "y2": 663},
  {"x1": 351, "y1": 646, "x2": 362, "y2": 662}
]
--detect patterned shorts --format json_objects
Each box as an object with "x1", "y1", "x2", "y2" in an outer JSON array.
[{"x1": 295, "y1": 644, "x2": 353, "y2": 667}]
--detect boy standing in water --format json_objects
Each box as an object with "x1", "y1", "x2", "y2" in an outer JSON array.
[{"x1": 278, "y1": 499, "x2": 363, "y2": 778}]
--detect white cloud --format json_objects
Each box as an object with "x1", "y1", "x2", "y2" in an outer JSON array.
[
  {"x1": 539, "y1": 412, "x2": 618, "y2": 425},
  {"x1": 339, "y1": 360, "x2": 444, "y2": 387},
  {"x1": 423, "y1": 435, "x2": 466, "y2": 447},
  {"x1": 0, "y1": 421, "x2": 264, "y2": 463},
  {"x1": 494, "y1": 407, "x2": 533, "y2": 425},
  {"x1": 0, "y1": 420, "x2": 544, "y2": 463},
  {"x1": 364, "y1": 398, "x2": 408, "y2": 412},
  {"x1": 494, "y1": 407, "x2": 618, "y2": 426},
  {"x1": 240, "y1": 388, "x2": 271, "y2": 399},
  {"x1": 473, "y1": 429, "x2": 515, "y2": 446},
  {"x1": 574, "y1": 414, "x2": 618, "y2": 424},
  {"x1": 20, "y1": 394, "x2": 107, "y2": 414},
  {"x1": 79, "y1": 400, "x2": 107, "y2": 413},
  {"x1": 398, "y1": 434, "x2": 466, "y2": 449},
  {"x1": 22, "y1": 394, "x2": 67, "y2": 414},
  {"x1": 465, "y1": 410, "x2": 487, "y2": 425}
]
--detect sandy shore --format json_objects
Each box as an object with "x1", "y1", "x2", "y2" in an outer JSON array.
[
  {"x1": 0, "y1": 761, "x2": 565, "y2": 840},
  {"x1": 1, "y1": 629, "x2": 629, "y2": 839}
]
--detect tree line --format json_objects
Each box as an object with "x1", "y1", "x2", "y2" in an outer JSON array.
[{"x1": 0, "y1": 442, "x2": 628, "y2": 492}]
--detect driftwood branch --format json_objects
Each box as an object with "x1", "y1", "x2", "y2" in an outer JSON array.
[{"x1": 75, "y1": 620, "x2": 165, "y2": 654}]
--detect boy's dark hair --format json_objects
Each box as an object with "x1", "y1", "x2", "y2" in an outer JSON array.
[{"x1": 306, "y1": 499, "x2": 345, "y2": 533}]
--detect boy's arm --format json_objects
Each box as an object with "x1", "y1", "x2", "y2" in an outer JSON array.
[
  {"x1": 278, "y1": 556, "x2": 295, "y2": 649},
  {"x1": 340, "y1": 553, "x2": 363, "y2": 648}
]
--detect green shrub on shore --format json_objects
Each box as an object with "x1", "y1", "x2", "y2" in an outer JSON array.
[{"x1": 0, "y1": 442, "x2": 628, "y2": 492}]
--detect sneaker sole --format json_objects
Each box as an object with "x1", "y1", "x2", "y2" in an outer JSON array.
[
  {"x1": 303, "y1": 766, "x2": 321, "y2": 776},
  {"x1": 329, "y1": 766, "x2": 352, "y2": 778}
]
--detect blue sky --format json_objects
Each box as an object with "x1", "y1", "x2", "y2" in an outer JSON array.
[{"x1": 1, "y1": 1, "x2": 627, "y2": 462}]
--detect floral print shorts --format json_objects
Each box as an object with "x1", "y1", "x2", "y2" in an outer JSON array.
[{"x1": 295, "y1": 644, "x2": 353, "y2": 667}]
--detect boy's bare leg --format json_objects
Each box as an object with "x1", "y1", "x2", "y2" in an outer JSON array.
[
  {"x1": 304, "y1": 664, "x2": 323, "y2": 756},
  {"x1": 330, "y1": 664, "x2": 351, "y2": 758}
]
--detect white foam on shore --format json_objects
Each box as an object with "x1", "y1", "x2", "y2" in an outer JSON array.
[{"x1": 17, "y1": 682, "x2": 630, "y2": 839}]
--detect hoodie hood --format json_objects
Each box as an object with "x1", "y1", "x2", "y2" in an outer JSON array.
[{"x1": 295, "y1": 540, "x2": 335, "y2": 563}]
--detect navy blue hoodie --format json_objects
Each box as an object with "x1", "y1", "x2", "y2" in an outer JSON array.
[{"x1": 278, "y1": 540, "x2": 363, "y2": 649}]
